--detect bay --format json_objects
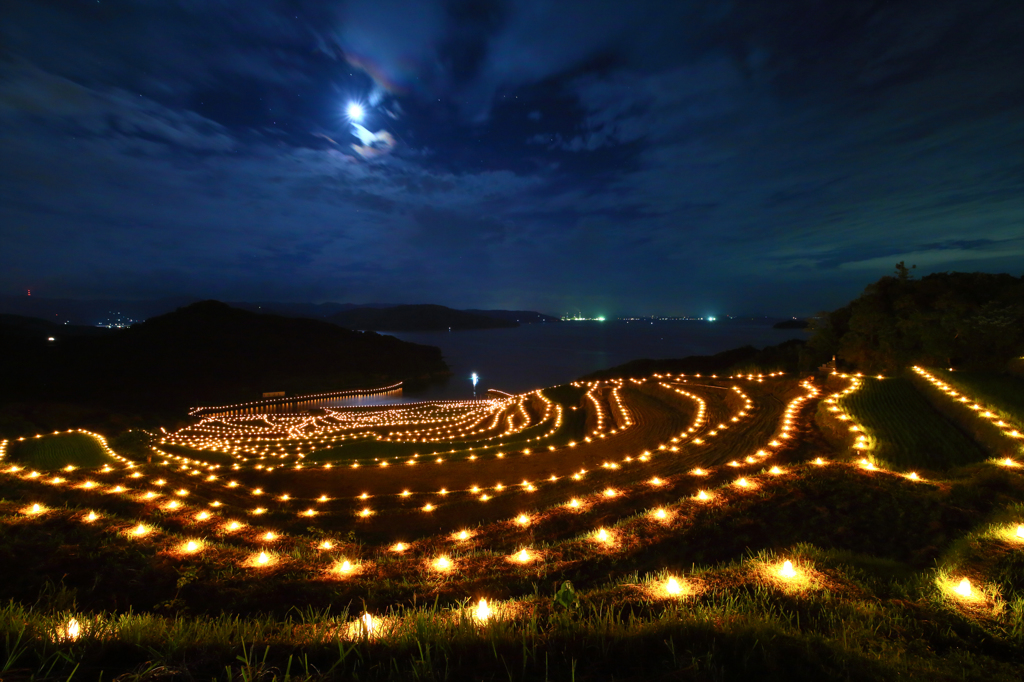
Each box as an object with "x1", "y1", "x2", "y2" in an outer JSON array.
[{"x1": 339, "y1": 319, "x2": 807, "y2": 404}]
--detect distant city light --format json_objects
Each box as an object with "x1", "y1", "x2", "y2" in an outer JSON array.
[
  {"x1": 708, "y1": 316, "x2": 716, "y2": 322},
  {"x1": 346, "y1": 102, "x2": 365, "y2": 121}
]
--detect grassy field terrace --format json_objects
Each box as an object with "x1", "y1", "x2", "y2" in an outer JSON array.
[{"x1": 1, "y1": 370, "x2": 1023, "y2": 680}]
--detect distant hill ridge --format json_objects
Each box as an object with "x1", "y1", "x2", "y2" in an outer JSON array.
[
  {"x1": 0, "y1": 295, "x2": 560, "y2": 329},
  {"x1": 0, "y1": 301, "x2": 449, "y2": 411}
]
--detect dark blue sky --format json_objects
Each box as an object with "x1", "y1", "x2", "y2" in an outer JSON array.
[{"x1": 1, "y1": 1, "x2": 1021, "y2": 316}]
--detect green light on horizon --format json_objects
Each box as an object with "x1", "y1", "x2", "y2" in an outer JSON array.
[{"x1": 596, "y1": 316, "x2": 606, "y2": 322}]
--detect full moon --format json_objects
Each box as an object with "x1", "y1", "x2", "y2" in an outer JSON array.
[{"x1": 346, "y1": 102, "x2": 365, "y2": 121}]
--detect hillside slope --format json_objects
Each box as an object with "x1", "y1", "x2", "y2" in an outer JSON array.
[{"x1": 0, "y1": 301, "x2": 449, "y2": 410}]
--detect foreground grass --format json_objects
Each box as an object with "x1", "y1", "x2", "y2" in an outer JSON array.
[
  {"x1": 6, "y1": 432, "x2": 112, "y2": 470},
  {"x1": 2, "y1": 541, "x2": 1023, "y2": 681},
  {"x1": 842, "y1": 376, "x2": 985, "y2": 470}
]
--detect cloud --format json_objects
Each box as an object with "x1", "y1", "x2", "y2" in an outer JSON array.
[
  {"x1": 0, "y1": 61, "x2": 235, "y2": 152},
  {"x1": 0, "y1": 62, "x2": 557, "y2": 303},
  {"x1": 0, "y1": 1, "x2": 1021, "y2": 315}
]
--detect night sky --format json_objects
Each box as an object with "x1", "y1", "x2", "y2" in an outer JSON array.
[{"x1": 1, "y1": 1, "x2": 1021, "y2": 316}]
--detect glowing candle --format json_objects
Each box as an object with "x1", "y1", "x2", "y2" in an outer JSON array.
[
  {"x1": 257, "y1": 552, "x2": 269, "y2": 566},
  {"x1": 696, "y1": 490, "x2": 710, "y2": 501},
  {"x1": 1017, "y1": 525, "x2": 1024, "y2": 539},
  {"x1": 516, "y1": 514, "x2": 529, "y2": 525},
  {"x1": 320, "y1": 541, "x2": 333, "y2": 550},
  {"x1": 63, "y1": 618, "x2": 81, "y2": 641},
  {"x1": 665, "y1": 577, "x2": 682, "y2": 595},
  {"x1": 433, "y1": 555, "x2": 452, "y2": 571},
  {"x1": 475, "y1": 598, "x2": 491, "y2": 622},
  {"x1": 955, "y1": 578, "x2": 971, "y2": 597},
  {"x1": 779, "y1": 560, "x2": 797, "y2": 579}
]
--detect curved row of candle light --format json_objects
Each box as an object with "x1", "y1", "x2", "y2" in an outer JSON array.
[
  {"x1": 912, "y1": 367, "x2": 1024, "y2": 455},
  {"x1": 187, "y1": 381, "x2": 405, "y2": 416}
]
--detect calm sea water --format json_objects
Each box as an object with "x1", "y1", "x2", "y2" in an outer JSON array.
[{"x1": 324, "y1": 320, "x2": 805, "y2": 406}]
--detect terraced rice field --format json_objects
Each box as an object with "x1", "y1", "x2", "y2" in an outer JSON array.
[
  {"x1": 837, "y1": 376, "x2": 986, "y2": 470},
  {"x1": 1, "y1": 370, "x2": 1023, "y2": 680},
  {"x1": 5, "y1": 431, "x2": 115, "y2": 470},
  {"x1": 0, "y1": 374, "x2": 817, "y2": 594}
]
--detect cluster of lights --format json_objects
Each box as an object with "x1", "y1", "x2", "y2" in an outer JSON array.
[
  {"x1": 164, "y1": 391, "x2": 570, "y2": 471},
  {"x1": 912, "y1": 367, "x2": 1024, "y2": 445},
  {"x1": 188, "y1": 382, "x2": 404, "y2": 417},
  {"x1": 8, "y1": 375, "x2": 1020, "y2": 644},
  {"x1": 15, "y1": 419, "x2": 1014, "y2": 613},
  {"x1": 823, "y1": 373, "x2": 872, "y2": 453},
  {"x1": 148, "y1": 379, "x2": 662, "y2": 514},
  {"x1": 4, "y1": 375, "x2": 813, "y2": 537},
  {"x1": 1, "y1": 375, "x2": 879, "y2": 584}
]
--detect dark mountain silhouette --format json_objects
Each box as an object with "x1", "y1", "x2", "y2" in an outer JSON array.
[
  {"x1": 0, "y1": 301, "x2": 448, "y2": 411},
  {"x1": 0, "y1": 296, "x2": 560, "y2": 327},
  {"x1": 807, "y1": 267, "x2": 1024, "y2": 372},
  {"x1": 226, "y1": 301, "x2": 394, "y2": 318},
  {"x1": 329, "y1": 304, "x2": 518, "y2": 331},
  {"x1": 465, "y1": 309, "x2": 560, "y2": 324}
]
